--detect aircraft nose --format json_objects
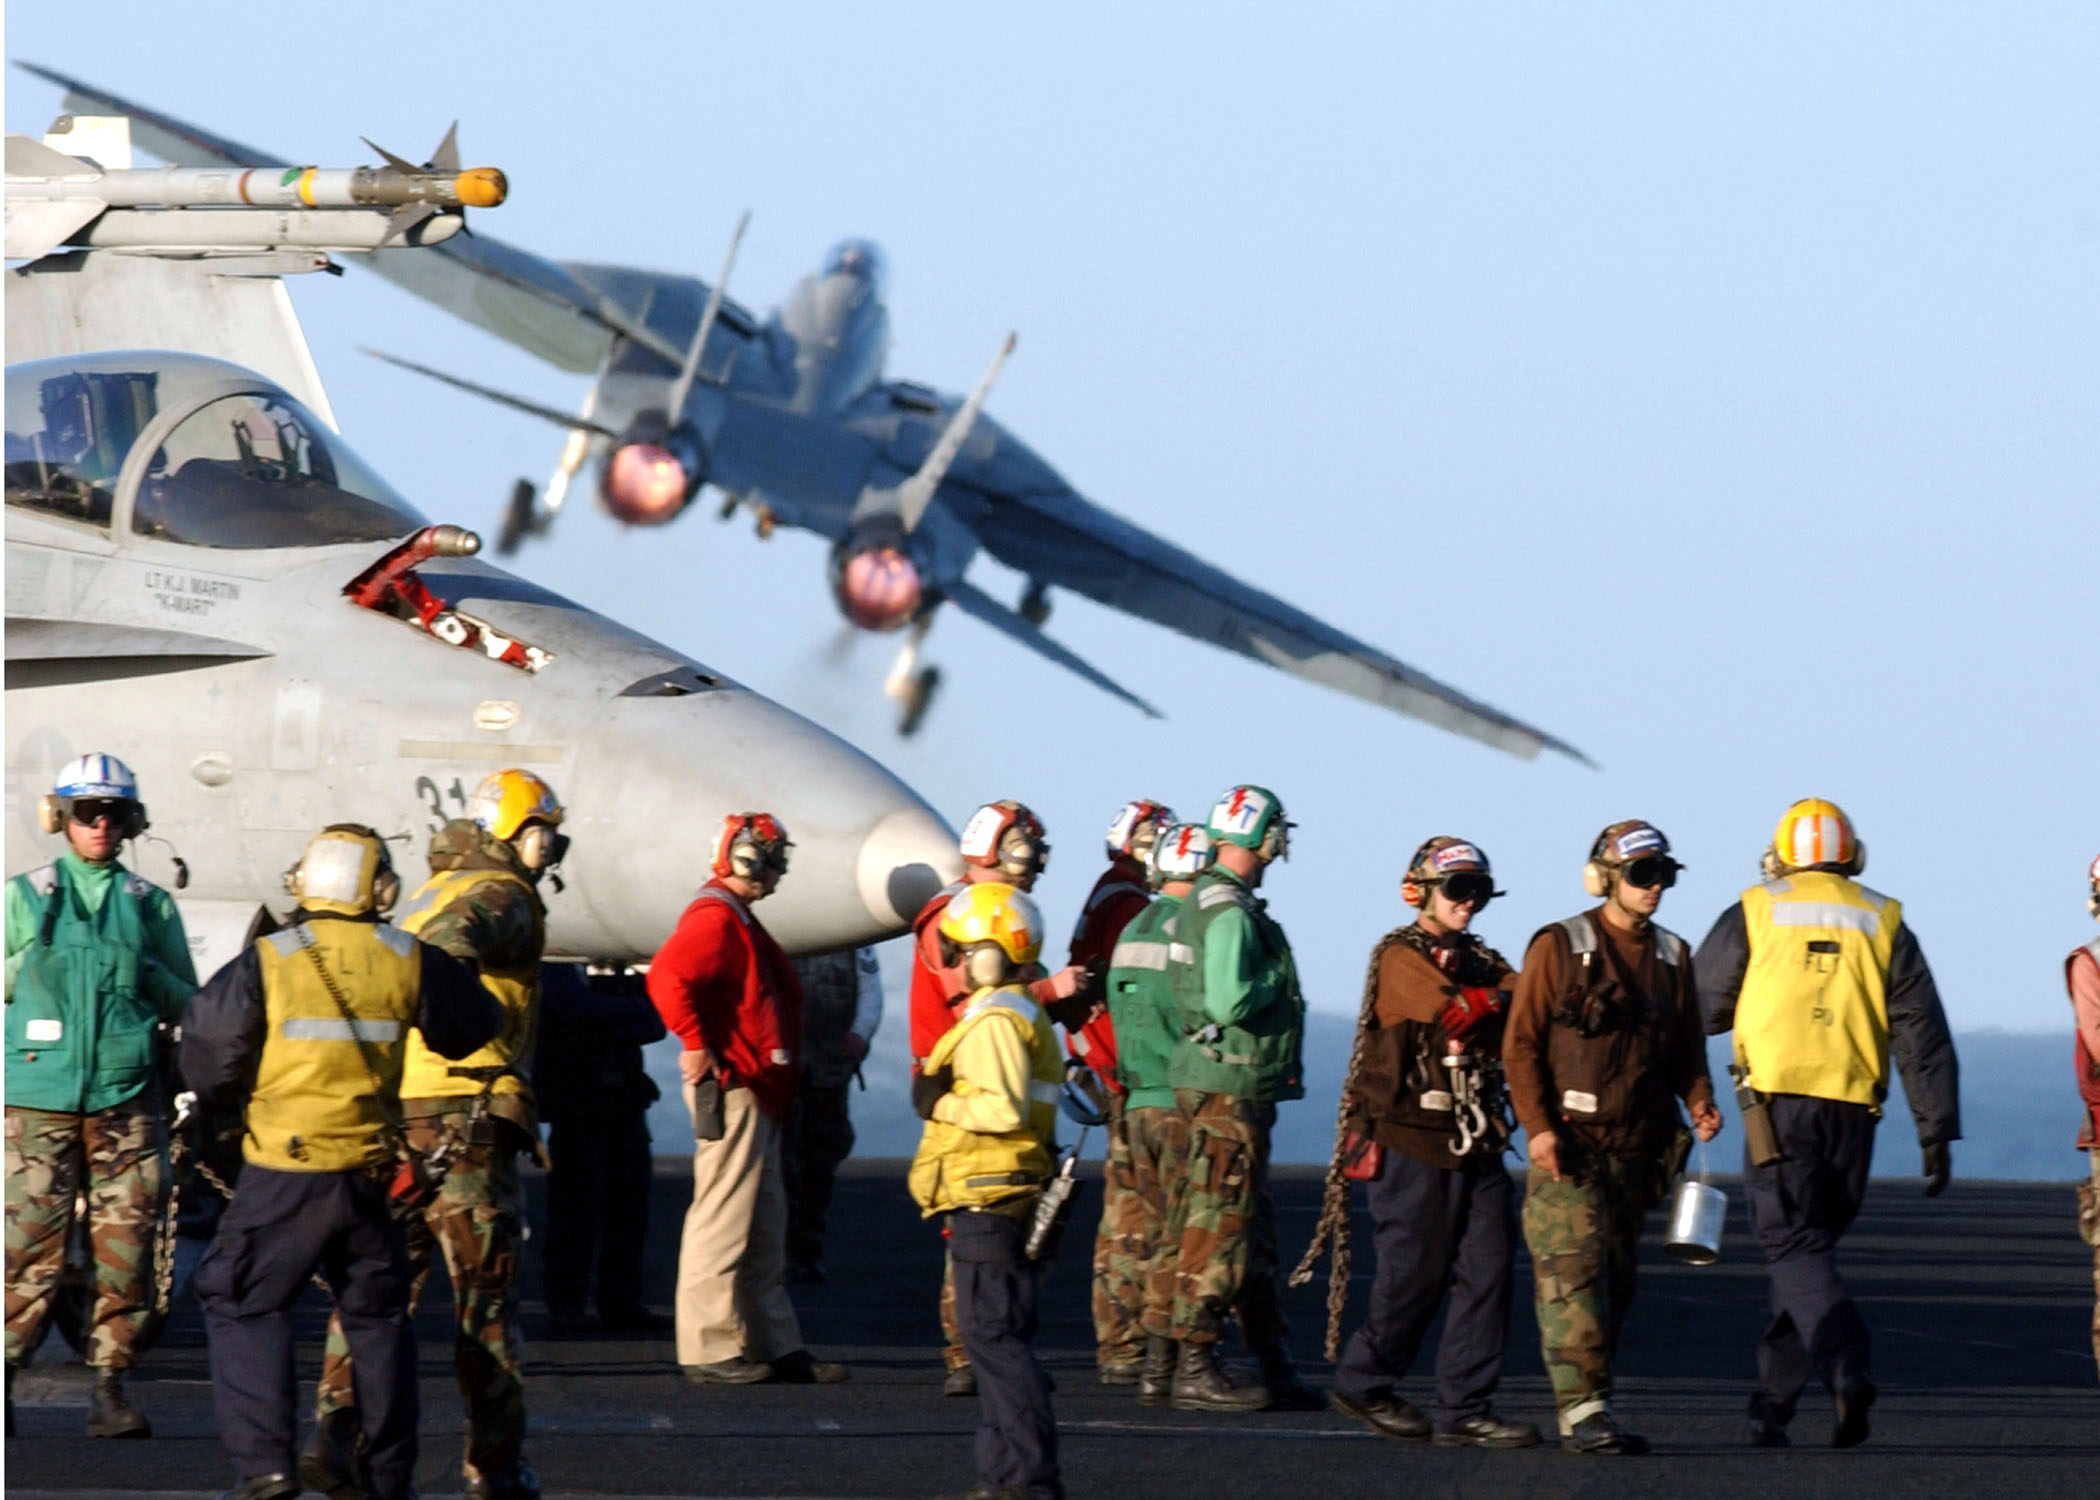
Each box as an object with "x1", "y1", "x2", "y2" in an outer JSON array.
[{"x1": 566, "y1": 684, "x2": 958, "y2": 959}]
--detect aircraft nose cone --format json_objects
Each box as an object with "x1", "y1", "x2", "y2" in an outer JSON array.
[
  {"x1": 856, "y1": 805, "x2": 957, "y2": 930},
  {"x1": 565, "y1": 684, "x2": 957, "y2": 959}
]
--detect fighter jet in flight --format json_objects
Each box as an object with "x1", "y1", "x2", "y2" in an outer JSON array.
[
  {"x1": 4, "y1": 117, "x2": 958, "y2": 973},
  {"x1": 22, "y1": 64, "x2": 1589, "y2": 762}
]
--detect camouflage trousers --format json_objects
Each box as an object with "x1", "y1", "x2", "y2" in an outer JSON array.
[
  {"x1": 317, "y1": 1114, "x2": 526, "y2": 1482},
  {"x1": 1169, "y1": 1091, "x2": 1287, "y2": 1350},
  {"x1": 1521, "y1": 1150, "x2": 1655, "y2": 1425},
  {"x1": 939, "y1": 1250, "x2": 968, "y2": 1371},
  {"x1": 1090, "y1": 1100, "x2": 1146, "y2": 1368},
  {"x1": 1126, "y1": 1105, "x2": 1187, "y2": 1342},
  {"x1": 4, "y1": 1096, "x2": 165, "y2": 1370},
  {"x1": 2084, "y1": 1152, "x2": 2100, "y2": 1383}
]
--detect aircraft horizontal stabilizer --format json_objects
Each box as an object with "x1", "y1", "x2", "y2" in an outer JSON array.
[
  {"x1": 944, "y1": 579, "x2": 1161, "y2": 719},
  {"x1": 360, "y1": 348, "x2": 624, "y2": 439}
]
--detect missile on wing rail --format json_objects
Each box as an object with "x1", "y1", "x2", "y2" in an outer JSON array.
[{"x1": 4, "y1": 118, "x2": 502, "y2": 261}]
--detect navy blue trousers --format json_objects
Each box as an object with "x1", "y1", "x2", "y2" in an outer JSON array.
[
  {"x1": 948, "y1": 1209, "x2": 1062, "y2": 1500},
  {"x1": 194, "y1": 1165, "x2": 419, "y2": 1499},
  {"x1": 1333, "y1": 1146, "x2": 1515, "y2": 1426},
  {"x1": 1742, "y1": 1095, "x2": 1876, "y2": 1420}
]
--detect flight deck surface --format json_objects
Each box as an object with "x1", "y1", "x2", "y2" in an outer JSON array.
[{"x1": 8, "y1": 1163, "x2": 2093, "y2": 1499}]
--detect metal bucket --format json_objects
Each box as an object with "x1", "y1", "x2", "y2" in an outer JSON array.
[{"x1": 1665, "y1": 1178, "x2": 1727, "y2": 1265}]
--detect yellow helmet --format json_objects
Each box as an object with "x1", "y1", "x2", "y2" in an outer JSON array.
[
  {"x1": 1767, "y1": 798, "x2": 1864, "y2": 878},
  {"x1": 285, "y1": 824, "x2": 399, "y2": 917},
  {"x1": 938, "y1": 881, "x2": 1044, "y2": 991},
  {"x1": 467, "y1": 769, "x2": 565, "y2": 841}
]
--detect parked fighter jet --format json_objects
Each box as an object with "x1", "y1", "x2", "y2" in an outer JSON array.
[
  {"x1": 23, "y1": 64, "x2": 1588, "y2": 762},
  {"x1": 4, "y1": 119, "x2": 958, "y2": 972}
]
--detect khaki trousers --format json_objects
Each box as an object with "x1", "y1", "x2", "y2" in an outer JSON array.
[{"x1": 675, "y1": 1083, "x2": 803, "y2": 1367}]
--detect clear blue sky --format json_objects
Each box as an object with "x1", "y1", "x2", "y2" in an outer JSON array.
[{"x1": 9, "y1": 5, "x2": 2095, "y2": 1043}]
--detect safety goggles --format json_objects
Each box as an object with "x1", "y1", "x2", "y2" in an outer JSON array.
[
  {"x1": 68, "y1": 798, "x2": 132, "y2": 828},
  {"x1": 1622, "y1": 857, "x2": 1679, "y2": 890},
  {"x1": 1438, "y1": 872, "x2": 1497, "y2": 908}
]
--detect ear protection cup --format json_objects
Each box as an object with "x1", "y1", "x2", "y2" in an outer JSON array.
[
  {"x1": 963, "y1": 944, "x2": 1010, "y2": 990},
  {"x1": 373, "y1": 868, "x2": 401, "y2": 915},
  {"x1": 1847, "y1": 840, "x2": 1867, "y2": 878},
  {"x1": 1582, "y1": 860, "x2": 1611, "y2": 898},
  {"x1": 37, "y1": 795, "x2": 63, "y2": 835},
  {"x1": 1399, "y1": 879, "x2": 1426, "y2": 908},
  {"x1": 728, "y1": 837, "x2": 764, "y2": 880},
  {"x1": 284, "y1": 861, "x2": 304, "y2": 898}
]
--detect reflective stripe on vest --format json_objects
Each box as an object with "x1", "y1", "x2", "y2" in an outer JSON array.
[
  {"x1": 1557, "y1": 912, "x2": 1685, "y2": 967},
  {"x1": 1110, "y1": 939, "x2": 1169, "y2": 971},
  {"x1": 248, "y1": 920, "x2": 421, "y2": 1171},
  {"x1": 395, "y1": 865, "x2": 541, "y2": 1100},
  {"x1": 1733, "y1": 872, "x2": 1898, "y2": 1109}
]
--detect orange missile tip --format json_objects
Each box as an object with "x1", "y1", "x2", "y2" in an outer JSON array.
[{"x1": 455, "y1": 167, "x2": 508, "y2": 208}]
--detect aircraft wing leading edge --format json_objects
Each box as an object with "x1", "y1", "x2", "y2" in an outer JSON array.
[{"x1": 971, "y1": 490, "x2": 1592, "y2": 764}]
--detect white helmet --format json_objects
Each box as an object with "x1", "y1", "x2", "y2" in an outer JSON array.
[
  {"x1": 1105, "y1": 799, "x2": 1174, "y2": 861},
  {"x1": 1149, "y1": 822, "x2": 1215, "y2": 888},
  {"x1": 54, "y1": 753, "x2": 137, "y2": 802}
]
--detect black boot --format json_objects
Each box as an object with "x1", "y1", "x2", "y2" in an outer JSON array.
[
  {"x1": 1136, "y1": 1336, "x2": 1176, "y2": 1407},
  {"x1": 298, "y1": 1408, "x2": 365, "y2": 1500},
  {"x1": 1169, "y1": 1340, "x2": 1272, "y2": 1413},
  {"x1": 1255, "y1": 1345, "x2": 1322, "y2": 1411},
  {"x1": 5, "y1": 1361, "x2": 17, "y2": 1439},
  {"x1": 85, "y1": 1369, "x2": 150, "y2": 1439}
]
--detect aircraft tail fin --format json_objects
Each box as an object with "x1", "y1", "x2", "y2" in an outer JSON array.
[
  {"x1": 945, "y1": 578, "x2": 1161, "y2": 719},
  {"x1": 893, "y1": 332, "x2": 1015, "y2": 533}
]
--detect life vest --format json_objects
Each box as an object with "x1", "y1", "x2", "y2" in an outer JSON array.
[
  {"x1": 5, "y1": 860, "x2": 166, "y2": 1114},
  {"x1": 246, "y1": 919, "x2": 422, "y2": 1171},
  {"x1": 908, "y1": 984, "x2": 1061, "y2": 1216},
  {"x1": 1164, "y1": 869, "x2": 1305, "y2": 1102},
  {"x1": 2069, "y1": 937, "x2": 2100, "y2": 1150},
  {"x1": 908, "y1": 880, "x2": 969, "y2": 1064},
  {"x1": 1064, "y1": 862, "x2": 1150, "y2": 1091},
  {"x1": 1104, "y1": 894, "x2": 1188, "y2": 1110},
  {"x1": 394, "y1": 864, "x2": 543, "y2": 1103},
  {"x1": 1732, "y1": 871, "x2": 1900, "y2": 1109}
]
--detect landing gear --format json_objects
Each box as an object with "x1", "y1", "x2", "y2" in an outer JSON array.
[
  {"x1": 1020, "y1": 579, "x2": 1050, "y2": 627},
  {"x1": 497, "y1": 479, "x2": 539, "y2": 556},
  {"x1": 883, "y1": 614, "x2": 941, "y2": 736},
  {"x1": 897, "y1": 666, "x2": 941, "y2": 737}
]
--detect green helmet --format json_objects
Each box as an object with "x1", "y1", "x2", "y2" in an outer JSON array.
[{"x1": 1205, "y1": 785, "x2": 1291, "y2": 861}]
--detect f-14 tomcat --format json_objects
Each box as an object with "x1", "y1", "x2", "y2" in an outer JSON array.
[
  {"x1": 23, "y1": 62, "x2": 1589, "y2": 763},
  {"x1": 3, "y1": 119, "x2": 958, "y2": 972}
]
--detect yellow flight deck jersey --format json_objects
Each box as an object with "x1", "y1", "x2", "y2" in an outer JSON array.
[
  {"x1": 1732, "y1": 870, "x2": 1900, "y2": 1109},
  {"x1": 909, "y1": 983, "x2": 1062, "y2": 1217},
  {"x1": 395, "y1": 864, "x2": 541, "y2": 1104},
  {"x1": 246, "y1": 921, "x2": 421, "y2": 1171}
]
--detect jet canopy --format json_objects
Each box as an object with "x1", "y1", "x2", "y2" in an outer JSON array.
[
  {"x1": 820, "y1": 237, "x2": 887, "y2": 296},
  {"x1": 4, "y1": 351, "x2": 427, "y2": 549}
]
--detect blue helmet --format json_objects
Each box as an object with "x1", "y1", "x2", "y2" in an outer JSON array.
[{"x1": 54, "y1": 753, "x2": 138, "y2": 802}]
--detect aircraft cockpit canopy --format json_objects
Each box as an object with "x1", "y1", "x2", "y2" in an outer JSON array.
[
  {"x1": 821, "y1": 238, "x2": 888, "y2": 297},
  {"x1": 5, "y1": 352, "x2": 428, "y2": 549}
]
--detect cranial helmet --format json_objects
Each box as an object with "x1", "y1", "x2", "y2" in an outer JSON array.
[
  {"x1": 959, "y1": 800, "x2": 1050, "y2": 884},
  {"x1": 286, "y1": 824, "x2": 400, "y2": 917},
  {"x1": 712, "y1": 813, "x2": 792, "y2": 882},
  {"x1": 1149, "y1": 822, "x2": 1214, "y2": 889},
  {"x1": 468, "y1": 769, "x2": 569, "y2": 876},
  {"x1": 1763, "y1": 798, "x2": 1864, "y2": 880},
  {"x1": 1400, "y1": 836, "x2": 1501, "y2": 909},
  {"x1": 1582, "y1": 819, "x2": 1681, "y2": 898},
  {"x1": 38, "y1": 752, "x2": 146, "y2": 838},
  {"x1": 939, "y1": 881, "x2": 1044, "y2": 991},
  {"x1": 1105, "y1": 799, "x2": 1174, "y2": 862},
  {"x1": 1206, "y1": 785, "x2": 1291, "y2": 862}
]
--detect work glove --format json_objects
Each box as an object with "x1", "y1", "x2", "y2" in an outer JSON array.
[
  {"x1": 1921, "y1": 1140, "x2": 1951, "y2": 1198},
  {"x1": 912, "y1": 1065, "x2": 955, "y2": 1122}
]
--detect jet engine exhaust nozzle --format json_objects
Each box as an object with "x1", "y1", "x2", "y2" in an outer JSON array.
[{"x1": 835, "y1": 546, "x2": 922, "y2": 632}]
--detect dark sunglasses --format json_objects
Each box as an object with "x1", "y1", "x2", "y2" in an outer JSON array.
[
  {"x1": 1439, "y1": 872, "x2": 1496, "y2": 908},
  {"x1": 69, "y1": 798, "x2": 131, "y2": 828},
  {"x1": 1622, "y1": 857, "x2": 1679, "y2": 890}
]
